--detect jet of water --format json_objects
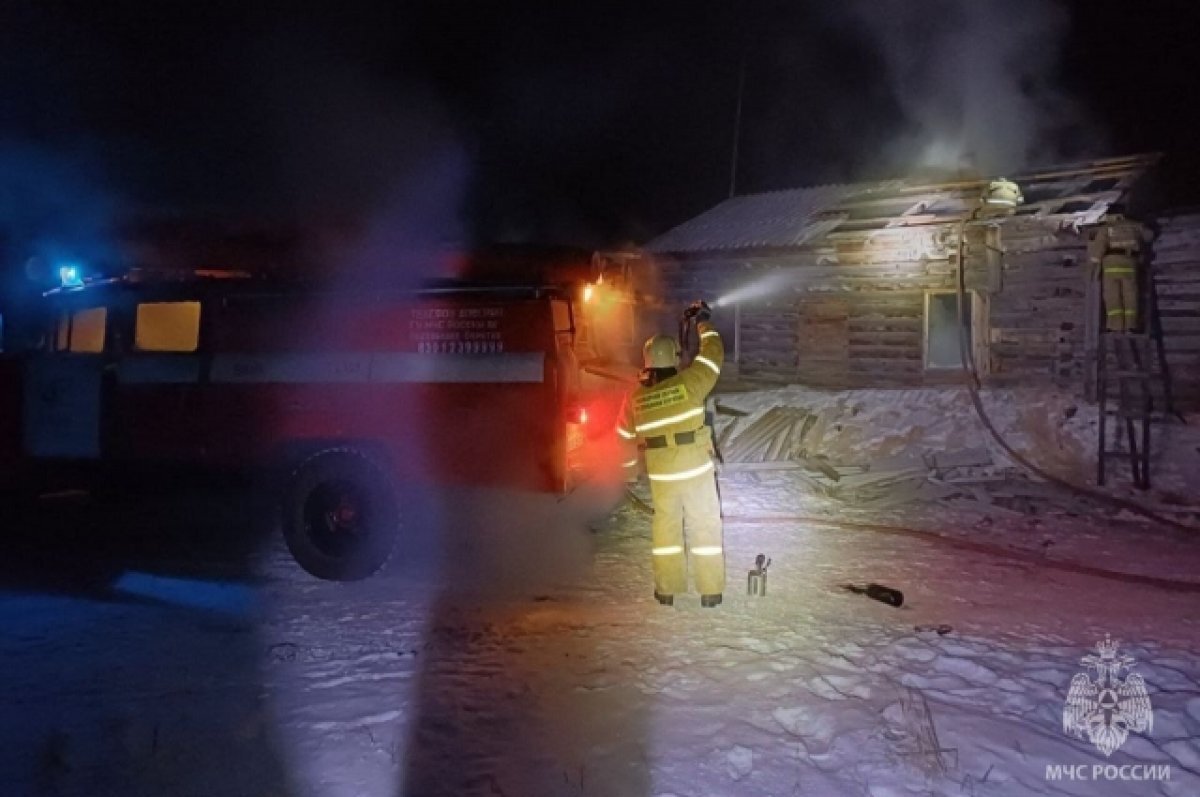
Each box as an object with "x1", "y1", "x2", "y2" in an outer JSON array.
[{"x1": 714, "y1": 270, "x2": 803, "y2": 307}]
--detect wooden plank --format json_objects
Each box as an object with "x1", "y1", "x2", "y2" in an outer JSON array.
[
  {"x1": 719, "y1": 461, "x2": 808, "y2": 472},
  {"x1": 724, "y1": 409, "x2": 793, "y2": 461},
  {"x1": 847, "y1": 359, "x2": 922, "y2": 373},
  {"x1": 847, "y1": 346, "x2": 922, "y2": 359},
  {"x1": 764, "y1": 417, "x2": 799, "y2": 461},
  {"x1": 716, "y1": 418, "x2": 740, "y2": 453}
]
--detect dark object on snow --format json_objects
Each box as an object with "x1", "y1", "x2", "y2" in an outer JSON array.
[
  {"x1": 700, "y1": 593, "x2": 722, "y2": 608},
  {"x1": 841, "y1": 582, "x2": 904, "y2": 607},
  {"x1": 865, "y1": 583, "x2": 904, "y2": 607},
  {"x1": 655, "y1": 592, "x2": 673, "y2": 606},
  {"x1": 747, "y1": 553, "x2": 771, "y2": 596},
  {"x1": 915, "y1": 624, "x2": 953, "y2": 635},
  {"x1": 714, "y1": 401, "x2": 750, "y2": 417}
]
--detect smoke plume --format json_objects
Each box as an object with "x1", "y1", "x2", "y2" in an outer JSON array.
[{"x1": 845, "y1": 0, "x2": 1103, "y2": 175}]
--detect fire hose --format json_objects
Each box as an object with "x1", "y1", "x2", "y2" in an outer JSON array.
[
  {"x1": 678, "y1": 313, "x2": 694, "y2": 369},
  {"x1": 953, "y1": 219, "x2": 1196, "y2": 533}
]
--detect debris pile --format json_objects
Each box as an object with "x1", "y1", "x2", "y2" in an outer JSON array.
[
  {"x1": 713, "y1": 393, "x2": 1101, "y2": 516},
  {"x1": 716, "y1": 405, "x2": 813, "y2": 463}
]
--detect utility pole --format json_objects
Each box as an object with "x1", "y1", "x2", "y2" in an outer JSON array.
[{"x1": 728, "y1": 57, "x2": 746, "y2": 199}]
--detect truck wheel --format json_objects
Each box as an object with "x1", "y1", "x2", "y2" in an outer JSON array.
[{"x1": 282, "y1": 448, "x2": 399, "y2": 581}]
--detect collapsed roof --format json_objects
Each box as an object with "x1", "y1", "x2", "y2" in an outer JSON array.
[{"x1": 646, "y1": 153, "x2": 1160, "y2": 255}]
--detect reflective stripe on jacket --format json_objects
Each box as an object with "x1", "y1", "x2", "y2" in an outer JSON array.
[{"x1": 616, "y1": 322, "x2": 724, "y2": 481}]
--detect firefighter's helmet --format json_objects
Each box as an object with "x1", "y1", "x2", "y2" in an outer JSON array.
[
  {"x1": 643, "y1": 334, "x2": 679, "y2": 369},
  {"x1": 981, "y1": 178, "x2": 1023, "y2": 212}
]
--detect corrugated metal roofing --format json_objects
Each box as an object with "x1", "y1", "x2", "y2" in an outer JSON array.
[
  {"x1": 644, "y1": 154, "x2": 1160, "y2": 255},
  {"x1": 644, "y1": 184, "x2": 860, "y2": 254}
]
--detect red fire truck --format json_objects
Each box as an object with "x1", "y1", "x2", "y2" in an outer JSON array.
[{"x1": 0, "y1": 257, "x2": 641, "y2": 580}]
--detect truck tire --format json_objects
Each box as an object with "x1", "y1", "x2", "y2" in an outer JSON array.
[{"x1": 282, "y1": 448, "x2": 399, "y2": 581}]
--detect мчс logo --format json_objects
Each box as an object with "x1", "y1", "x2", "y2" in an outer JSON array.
[{"x1": 1063, "y1": 635, "x2": 1153, "y2": 757}]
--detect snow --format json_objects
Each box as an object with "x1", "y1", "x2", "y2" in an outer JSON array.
[
  {"x1": 3, "y1": 390, "x2": 1200, "y2": 796},
  {"x1": 712, "y1": 384, "x2": 1200, "y2": 501}
]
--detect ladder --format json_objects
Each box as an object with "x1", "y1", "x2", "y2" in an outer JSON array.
[{"x1": 1096, "y1": 261, "x2": 1179, "y2": 489}]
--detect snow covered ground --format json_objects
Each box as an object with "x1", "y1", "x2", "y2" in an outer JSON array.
[
  {"x1": 710, "y1": 384, "x2": 1200, "y2": 502},
  {"x1": 3, "y1": 465, "x2": 1199, "y2": 797}
]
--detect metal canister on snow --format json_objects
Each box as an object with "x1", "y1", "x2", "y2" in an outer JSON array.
[{"x1": 747, "y1": 553, "x2": 771, "y2": 596}]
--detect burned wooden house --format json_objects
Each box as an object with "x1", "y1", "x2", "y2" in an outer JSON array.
[{"x1": 639, "y1": 154, "x2": 1200, "y2": 407}]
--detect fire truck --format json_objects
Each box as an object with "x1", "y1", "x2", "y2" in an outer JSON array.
[{"x1": 0, "y1": 251, "x2": 642, "y2": 580}]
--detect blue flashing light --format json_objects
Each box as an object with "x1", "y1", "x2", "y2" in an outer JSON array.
[{"x1": 58, "y1": 264, "x2": 84, "y2": 288}]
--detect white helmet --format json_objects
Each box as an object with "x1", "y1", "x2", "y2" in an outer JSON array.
[{"x1": 643, "y1": 335, "x2": 679, "y2": 369}]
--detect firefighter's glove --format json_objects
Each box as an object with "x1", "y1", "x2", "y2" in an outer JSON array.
[{"x1": 684, "y1": 300, "x2": 712, "y2": 323}]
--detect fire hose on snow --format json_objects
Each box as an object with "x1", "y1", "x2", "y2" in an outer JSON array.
[{"x1": 952, "y1": 218, "x2": 1197, "y2": 534}]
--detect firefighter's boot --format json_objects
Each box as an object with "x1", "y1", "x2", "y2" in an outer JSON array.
[
  {"x1": 655, "y1": 592, "x2": 674, "y2": 606},
  {"x1": 700, "y1": 594, "x2": 722, "y2": 608}
]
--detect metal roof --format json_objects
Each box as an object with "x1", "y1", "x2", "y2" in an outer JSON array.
[
  {"x1": 644, "y1": 184, "x2": 862, "y2": 254},
  {"x1": 645, "y1": 154, "x2": 1160, "y2": 255}
]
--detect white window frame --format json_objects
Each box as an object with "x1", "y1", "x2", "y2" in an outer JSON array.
[{"x1": 924, "y1": 290, "x2": 987, "y2": 372}]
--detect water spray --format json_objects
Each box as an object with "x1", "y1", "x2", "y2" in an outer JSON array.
[{"x1": 714, "y1": 269, "x2": 805, "y2": 308}]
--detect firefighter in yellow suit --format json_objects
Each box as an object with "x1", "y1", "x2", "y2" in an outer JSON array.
[
  {"x1": 1088, "y1": 209, "x2": 1150, "y2": 333},
  {"x1": 617, "y1": 301, "x2": 725, "y2": 608}
]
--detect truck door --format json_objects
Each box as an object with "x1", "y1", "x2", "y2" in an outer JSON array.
[
  {"x1": 23, "y1": 306, "x2": 108, "y2": 459},
  {"x1": 110, "y1": 299, "x2": 204, "y2": 462}
]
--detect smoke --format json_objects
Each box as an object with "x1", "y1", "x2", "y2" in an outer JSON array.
[{"x1": 844, "y1": 0, "x2": 1103, "y2": 174}]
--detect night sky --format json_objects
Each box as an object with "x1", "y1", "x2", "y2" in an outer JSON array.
[{"x1": 2, "y1": 0, "x2": 1199, "y2": 263}]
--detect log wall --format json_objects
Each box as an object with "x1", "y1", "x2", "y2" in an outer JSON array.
[
  {"x1": 1153, "y1": 213, "x2": 1200, "y2": 407},
  {"x1": 650, "y1": 221, "x2": 1098, "y2": 389},
  {"x1": 986, "y1": 225, "x2": 1090, "y2": 387}
]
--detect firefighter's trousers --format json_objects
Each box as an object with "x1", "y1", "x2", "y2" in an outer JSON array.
[
  {"x1": 1103, "y1": 274, "x2": 1138, "y2": 332},
  {"x1": 649, "y1": 469, "x2": 725, "y2": 596},
  {"x1": 1102, "y1": 256, "x2": 1139, "y2": 333}
]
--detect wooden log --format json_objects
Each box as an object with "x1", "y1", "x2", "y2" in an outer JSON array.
[
  {"x1": 847, "y1": 332, "x2": 921, "y2": 345},
  {"x1": 847, "y1": 346, "x2": 922, "y2": 359},
  {"x1": 846, "y1": 358, "x2": 922, "y2": 372}
]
